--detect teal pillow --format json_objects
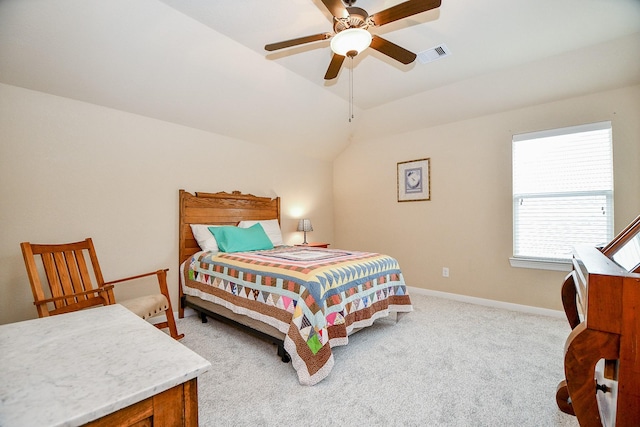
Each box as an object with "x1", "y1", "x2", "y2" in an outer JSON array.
[{"x1": 208, "y1": 223, "x2": 274, "y2": 253}]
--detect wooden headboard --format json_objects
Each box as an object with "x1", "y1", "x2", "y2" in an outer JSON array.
[{"x1": 178, "y1": 189, "x2": 281, "y2": 266}]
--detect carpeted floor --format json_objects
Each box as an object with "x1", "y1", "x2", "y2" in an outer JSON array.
[{"x1": 177, "y1": 293, "x2": 580, "y2": 427}]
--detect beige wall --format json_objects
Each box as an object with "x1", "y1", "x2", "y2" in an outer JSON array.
[
  {"x1": 2, "y1": 83, "x2": 638, "y2": 324},
  {"x1": 334, "y1": 85, "x2": 640, "y2": 311},
  {"x1": 0, "y1": 83, "x2": 334, "y2": 324}
]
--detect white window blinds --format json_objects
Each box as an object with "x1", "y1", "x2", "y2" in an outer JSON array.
[{"x1": 512, "y1": 121, "x2": 613, "y2": 262}]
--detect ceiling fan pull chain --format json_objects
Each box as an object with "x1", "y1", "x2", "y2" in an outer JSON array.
[{"x1": 349, "y1": 56, "x2": 354, "y2": 122}]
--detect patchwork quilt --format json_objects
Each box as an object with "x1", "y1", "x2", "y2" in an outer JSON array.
[{"x1": 182, "y1": 246, "x2": 412, "y2": 385}]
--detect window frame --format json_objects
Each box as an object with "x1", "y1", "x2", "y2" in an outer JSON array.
[{"x1": 510, "y1": 121, "x2": 614, "y2": 271}]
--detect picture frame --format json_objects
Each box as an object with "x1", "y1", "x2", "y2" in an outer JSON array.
[{"x1": 397, "y1": 158, "x2": 430, "y2": 202}]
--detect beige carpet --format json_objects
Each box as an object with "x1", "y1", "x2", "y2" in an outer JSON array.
[{"x1": 177, "y1": 293, "x2": 580, "y2": 427}]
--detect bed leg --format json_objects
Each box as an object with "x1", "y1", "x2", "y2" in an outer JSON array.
[
  {"x1": 199, "y1": 311, "x2": 208, "y2": 323},
  {"x1": 277, "y1": 343, "x2": 291, "y2": 363},
  {"x1": 396, "y1": 311, "x2": 408, "y2": 324}
]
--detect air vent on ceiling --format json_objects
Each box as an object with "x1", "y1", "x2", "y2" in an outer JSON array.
[{"x1": 416, "y1": 44, "x2": 451, "y2": 65}]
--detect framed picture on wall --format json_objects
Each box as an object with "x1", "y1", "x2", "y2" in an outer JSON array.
[{"x1": 397, "y1": 158, "x2": 430, "y2": 202}]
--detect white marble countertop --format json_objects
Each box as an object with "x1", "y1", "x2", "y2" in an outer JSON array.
[{"x1": 0, "y1": 304, "x2": 210, "y2": 427}]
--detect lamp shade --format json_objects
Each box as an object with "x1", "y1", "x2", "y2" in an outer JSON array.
[
  {"x1": 330, "y1": 28, "x2": 372, "y2": 56},
  {"x1": 297, "y1": 219, "x2": 313, "y2": 232}
]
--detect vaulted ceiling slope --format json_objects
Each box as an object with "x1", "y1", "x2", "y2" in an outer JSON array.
[{"x1": 1, "y1": 0, "x2": 639, "y2": 161}]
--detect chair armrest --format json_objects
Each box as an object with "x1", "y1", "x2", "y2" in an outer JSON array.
[
  {"x1": 34, "y1": 284, "x2": 115, "y2": 305},
  {"x1": 104, "y1": 269, "x2": 169, "y2": 286}
]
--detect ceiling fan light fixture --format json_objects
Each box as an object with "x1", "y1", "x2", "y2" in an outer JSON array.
[{"x1": 330, "y1": 28, "x2": 372, "y2": 56}]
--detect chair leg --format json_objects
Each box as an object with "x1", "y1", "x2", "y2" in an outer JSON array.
[
  {"x1": 165, "y1": 308, "x2": 184, "y2": 340},
  {"x1": 156, "y1": 269, "x2": 184, "y2": 340}
]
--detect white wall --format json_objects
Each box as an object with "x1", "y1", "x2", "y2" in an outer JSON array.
[
  {"x1": 334, "y1": 85, "x2": 640, "y2": 311},
  {"x1": 0, "y1": 83, "x2": 334, "y2": 324}
]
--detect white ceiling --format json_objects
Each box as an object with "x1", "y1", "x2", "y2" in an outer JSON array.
[{"x1": 1, "y1": 0, "x2": 639, "y2": 160}]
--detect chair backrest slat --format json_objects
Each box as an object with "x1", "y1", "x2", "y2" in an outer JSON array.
[
  {"x1": 66, "y1": 249, "x2": 92, "y2": 299},
  {"x1": 55, "y1": 251, "x2": 79, "y2": 307},
  {"x1": 41, "y1": 252, "x2": 68, "y2": 309}
]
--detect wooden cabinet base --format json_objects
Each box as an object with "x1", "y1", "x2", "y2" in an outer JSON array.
[{"x1": 85, "y1": 378, "x2": 198, "y2": 427}]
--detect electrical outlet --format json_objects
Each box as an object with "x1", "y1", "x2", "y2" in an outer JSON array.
[{"x1": 442, "y1": 267, "x2": 449, "y2": 278}]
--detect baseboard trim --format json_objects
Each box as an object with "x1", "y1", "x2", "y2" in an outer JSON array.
[
  {"x1": 407, "y1": 286, "x2": 566, "y2": 319},
  {"x1": 182, "y1": 307, "x2": 197, "y2": 318}
]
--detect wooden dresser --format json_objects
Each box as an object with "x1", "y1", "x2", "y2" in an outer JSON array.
[{"x1": 0, "y1": 304, "x2": 210, "y2": 426}]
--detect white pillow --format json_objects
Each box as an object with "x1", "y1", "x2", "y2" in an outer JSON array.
[
  {"x1": 190, "y1": 224, "x2": 222, "y2": 252},
  {"x1": 237, "y1": 219, "x2": 284, "y2": 246}
]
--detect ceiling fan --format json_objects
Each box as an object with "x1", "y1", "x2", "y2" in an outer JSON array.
[{"x1": 265, "y1": 0, "x2": 442, "y2": 80}]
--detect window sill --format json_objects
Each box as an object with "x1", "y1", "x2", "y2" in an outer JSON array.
[{"x1": 509, "y1": 257, "x2": 572, "y2": 272}]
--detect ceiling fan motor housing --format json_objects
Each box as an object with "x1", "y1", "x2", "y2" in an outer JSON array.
[{"x1": 334, "y1": 7, "x2": 369, "y2": 33}]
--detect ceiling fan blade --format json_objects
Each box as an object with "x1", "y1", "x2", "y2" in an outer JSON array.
[
  {"x1": 265, "y1": 33, "x2": 332, "y2": 51},
  {"x1": 321, "y1": 0, "x2": 349, "y2": 19},
  {"x1": 370, "y1": 35, "x2": 417, "y2": 64},
  {"x1": 324, "y1": 54, "x2": 345, "y2": 80},
  {"x1": 369, "y1": 0, "x2": 441, "y2": 27}
]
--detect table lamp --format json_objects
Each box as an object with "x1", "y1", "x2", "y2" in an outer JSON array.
[{"x1": 297, "y1": 219, "x2": 313, "y2": 245}]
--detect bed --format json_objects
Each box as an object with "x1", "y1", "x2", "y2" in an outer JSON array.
[{"x1": 178, "y1": 189, "x2": 412, "y2": 385}]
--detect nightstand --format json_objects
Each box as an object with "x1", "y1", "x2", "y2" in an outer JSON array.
[{"x1": 295, "y1": 242, "x2": 330, "y2": 248}]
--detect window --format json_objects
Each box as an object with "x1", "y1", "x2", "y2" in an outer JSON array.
[{"x1": 511, "y1": 121, "x2": 613, "y2": 269}]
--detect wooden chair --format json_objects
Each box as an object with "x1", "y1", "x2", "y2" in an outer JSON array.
[{"x1": 20, "y1": 238, "x2": 183, "y2": 339}]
